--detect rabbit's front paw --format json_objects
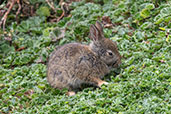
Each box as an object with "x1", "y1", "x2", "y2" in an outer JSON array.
[
  {"x1": 98, "y1": 81, "x2": 109, "y2": 87},
  {"x1": 67, "y1": 91, "x2": 76, "y2": 96}
]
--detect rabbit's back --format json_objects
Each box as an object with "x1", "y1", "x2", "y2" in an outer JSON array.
[{"x1": 47, "y1": 43, "x2": 109, "y2": 90}]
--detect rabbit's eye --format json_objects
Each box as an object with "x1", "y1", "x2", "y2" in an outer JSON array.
[
  {"x1": 107, "y1": 50, "x2": 113, "y2": 56},
  {"x1": 108, "y1": 52, "x2": 113, "y2": 56}
]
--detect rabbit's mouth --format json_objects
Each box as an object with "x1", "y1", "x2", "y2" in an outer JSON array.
[
  {"x1": 108, "y1": 61, "x2": 121, "y2": 74},
  {"x1": 108, "y1": 60, "x2": 118, "y2": 69},
  {"x1": 111, "y1": 57, "x2": 122, "y2": 68},
  {"x1": 111, "y1": 60, "x2": 118, "y2": 68}
]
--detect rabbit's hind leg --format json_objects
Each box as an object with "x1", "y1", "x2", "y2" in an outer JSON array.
[
  {"x1": 67, "y1": 91, "x2": 76, "y2": 96},
  {"x1": 91, "y1": 77, "x2": 109, "y2": 87}
]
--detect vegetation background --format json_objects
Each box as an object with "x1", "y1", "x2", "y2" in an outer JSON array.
[{"x1": 0, "y1": 0, "x2": 171, "y2": 113}]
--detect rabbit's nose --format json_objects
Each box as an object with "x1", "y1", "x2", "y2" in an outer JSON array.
[{"x1": 112, "y1": 60, "x2": 117, "y2": 66}]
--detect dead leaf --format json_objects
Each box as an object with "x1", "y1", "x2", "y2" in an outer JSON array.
[
  {"x1": 24, "y1": 89, "x2": 34, "y2": 95},
  {"x1": 16, "y1": 46, "x2": 25, "y2": 51},
  {"x1": 19, "y1": 104, "x2": 23, "y2": 110},
  {"x1": 4, "y1": 36, "x2": 12, "y2": 41},
  {"x1": 102, "y1": 16, "x2": 113, "y2": 28},
  {"x1": 24, "y1": 89, "x2": 34, "y2": 99},
  {"x1": 143, "y1": 41, "x2": 150, "y2": 44},
  {"x1": 128, "y1": 32, "x2": 133, "y2": 36}
]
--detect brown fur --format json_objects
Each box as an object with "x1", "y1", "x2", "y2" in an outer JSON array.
[{"x1": 47, "y1": 21, "x2": 121, "y2": 92}]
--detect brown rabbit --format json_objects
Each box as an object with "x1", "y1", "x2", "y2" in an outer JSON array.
[{"x1": 47, "y1": 21, "x2": 121, "y2": 96}]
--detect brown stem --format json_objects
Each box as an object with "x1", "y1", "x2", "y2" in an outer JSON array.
[
  {"x1": 0, "y1": 0, "x2": 16, "y2": 30},
  {"x1": 16, "y1": 0, "x2": 21, "y2": 23},
  {"x1": 46, "y1": 0, "x2": 60, "y2": 13}
]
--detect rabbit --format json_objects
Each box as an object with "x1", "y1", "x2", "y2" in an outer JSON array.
[{"x1": 47, "y1": 21, "x2": 121, "y2": 96}]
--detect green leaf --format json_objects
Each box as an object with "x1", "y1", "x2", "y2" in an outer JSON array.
[
  {"x1": 145, "y1": 3, "x2": 155, "y2": 10},
  {"x1": 140, "y1": 22, "x2": 152, "y2": 30},
  {"x1": 154, "y1": 14, "x2": 164, "y2": 24},
  {"x1": 161, "y1": 7, "x2": 171, "y2": 16},
  {"x1": 164, "y1": 16, "x2": 171, "y2": 23},
  {"x1": 43, "y1": 27, "x2": 53, "y2": 37},
  {"x1": 36, "y1": 6, "x2": 50, "y2": 17},
  {"x1": 140, "y1": 8, "x2": 150, "y2": 18},
  {"x1": 0, "y1": 43, "x2": 15, "y2": 54}
]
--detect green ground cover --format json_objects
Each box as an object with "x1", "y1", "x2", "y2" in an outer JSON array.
[{"x1": 0, "y1": 0, "x2": 171, "y2": 113}]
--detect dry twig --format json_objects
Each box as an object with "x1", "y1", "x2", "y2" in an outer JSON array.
[
  {"x1": 16, "y1": 0, "x2": 21, "y2": 23},
  {"x1": 0, "y1": 0, "x2": 22, "y2": 30},
  {"x1": 0, "y1": 0, "x2": 16, "y2": 30},
  {"x1": 46, "y1": 0, "x2": 60, "y2": 13},
  {"x1": 57, "y1": 2, "x2": 70, "y2": 22}
]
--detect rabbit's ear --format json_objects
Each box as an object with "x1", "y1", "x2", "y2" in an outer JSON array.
[
  {"x1": 89, "y1": 25, "x2": 99, "y2": 41},
  {"x1": 95, "y1": 21, "x2": 103, "y2": 35},
  {"x1": 89, "y1": 23, "x2": 104, "y2": 41}
]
